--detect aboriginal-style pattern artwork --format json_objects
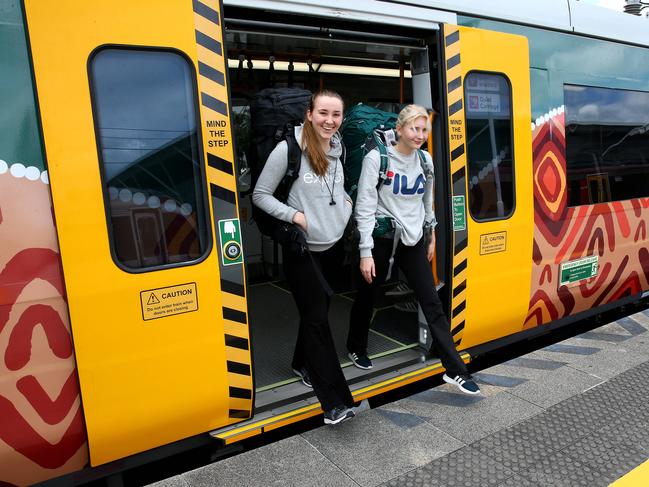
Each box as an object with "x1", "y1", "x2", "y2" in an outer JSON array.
[
  {"x1": 525, "y1": 109, "x2": 649, "y2": 328},
  {"x1": 0, "y1": 161, "x2": 88, "y2": 486}
]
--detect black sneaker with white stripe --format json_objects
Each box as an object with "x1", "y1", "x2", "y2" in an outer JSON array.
[
  {"x1": 324, "y1": 406, "x2": 355, "y2": 425},
  {"x1": 348, "y1": 351, "x2": 373, "y2": 370},
  {"x1": 443, "y1": 373, "x2": 481, "y2": 395},
  {"x1": 292, "y1": 366, "x2": 312, "y2": 388}
]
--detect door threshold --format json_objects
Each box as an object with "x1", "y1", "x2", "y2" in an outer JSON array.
[
  {"x1": 211, "y1": 350, "x2": 471, "y2": 445},
  {"x1": 254, "y1": 346, "x2": 422, "y2": 411}
]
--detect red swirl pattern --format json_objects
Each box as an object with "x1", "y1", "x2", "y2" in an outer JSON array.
[
  {"x1": 0, "y1": 174, "x2": 88, "y2": 486},
  {"x1": 525, "y1": 112, "x2": 649, "y2": 328}
]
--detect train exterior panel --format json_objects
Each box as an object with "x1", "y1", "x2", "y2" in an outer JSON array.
[
  {"x1": 0, "y1": 155, "x2": 88, "y2": 484},
  {"x1": 0, "y1": 0, "x2": 648, "y2": 484},
  {"x1": 439, "y1": 25, "x2": 534, "y2": 350},
  {"x1": 453, "y1": 17, "x2": 649, "y2": 328},
  {"x1": 21, "y1": 0, "x2": 254, "y2": 469},
  {"x1": 0, "y1": 2, "x2": 88, "y2": 485}
]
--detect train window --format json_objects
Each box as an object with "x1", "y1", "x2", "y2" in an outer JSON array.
[
  {"x1": 89, "y1": 48, "x2": 210, "y2": 270},
  {"x1": 464, "y1": 72, "x2": 514, "y2": 221},
  {"x1": 565, "y1": 84, "x2": 649, "y2": 206}
]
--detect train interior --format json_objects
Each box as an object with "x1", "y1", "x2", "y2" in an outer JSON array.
[{"x1": 224, "y1": 8, "x2": 448, "y2": 410}]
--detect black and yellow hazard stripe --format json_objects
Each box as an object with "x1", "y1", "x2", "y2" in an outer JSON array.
[
  {"x1": 193, "y1": 0, "x2": 253, "y2": 422},
  {"x1": 444, "y1": 26, "x2": 468, "y2": 347}
]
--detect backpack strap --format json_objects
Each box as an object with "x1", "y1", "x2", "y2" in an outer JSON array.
[
  {"x1": 275, "y1": 123, "x2": 302, "y2": 203},
  {"x1": 417, "y1": 149, "x2": 433, "y2": 179},
  {"x1": 418, "y1": 149, "x2": 437, "y2": 231},
  {"x1": 373, "y1": 132, "x2": 391, "y2": 191},
  {"x1": 374, "y1": 144, "x2": 431, "y2": 191}
]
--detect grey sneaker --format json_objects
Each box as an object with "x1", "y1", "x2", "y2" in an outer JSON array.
[
  {"x1": 324, "y1": 406, "x2": 355, "y2": 425},
  {"x1": 443, "y1": 373, "x2": 481, "y2": 395},
  {"x1": 348, "y1": 351, "x2": 373, "y2": 370}
]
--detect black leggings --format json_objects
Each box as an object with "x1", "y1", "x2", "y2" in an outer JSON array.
[
  {"x1": 347, "y1": 237, "x2": 468, "y2": 377},
  {"x1": 282, "y1": 241, "x2": 354, "y2": 411}
]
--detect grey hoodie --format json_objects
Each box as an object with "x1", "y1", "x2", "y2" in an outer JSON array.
[
  {"x1": 252, "y1": 125, "x2": 352, "y2": 252},
  {"x1": 356, "y1": 146, "x2": 436, "y2": 258}
]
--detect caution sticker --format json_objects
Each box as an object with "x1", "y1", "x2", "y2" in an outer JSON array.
[
  {"x1": 480, "y1": 231, "x2": 507, "y2": 255},
  {"x1": 140, "y1": 283, "x2": 198, "y2": 321}
]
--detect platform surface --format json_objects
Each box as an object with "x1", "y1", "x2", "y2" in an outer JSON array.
[{"x1": 150, "y1": 309, "x2": 649, "y2": 487}]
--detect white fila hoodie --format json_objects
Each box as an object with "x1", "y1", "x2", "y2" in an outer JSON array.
[{"x1": 355, "y1": 146, "x2": 436, "y2": 258}]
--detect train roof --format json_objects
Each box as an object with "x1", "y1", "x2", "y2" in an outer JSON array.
[{"x1": 223, "y1": 0, "x2": 649, "y2": 48}]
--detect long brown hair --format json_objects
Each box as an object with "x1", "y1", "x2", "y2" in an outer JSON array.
[{"x1": 301, "y1": 89, "x2": 344, "y2": 177}]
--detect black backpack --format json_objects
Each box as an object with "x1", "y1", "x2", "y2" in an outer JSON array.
[{"x1": 248, "y1": 87, "x2": 312, "y2": 237}]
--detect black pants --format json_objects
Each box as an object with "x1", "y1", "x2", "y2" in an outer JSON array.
[
  {"x1": 283, "y1": 241, "x2": 354, "y2": 411},
  {"x1": 347, "y1": 237, "x2": 468, "y2": 377}
]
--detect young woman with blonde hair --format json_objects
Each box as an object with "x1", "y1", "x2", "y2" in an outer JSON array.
[{"x1": 347, "y1": 104, "x2": 480, "y2": 395}]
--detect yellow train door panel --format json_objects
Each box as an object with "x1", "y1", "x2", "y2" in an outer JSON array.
[
  {"x1": 442, "y1": 25, "x2": 534, "y2": 349},
  {"x1": 23, "y1": 0, "x2": 252, "y2": 466}
]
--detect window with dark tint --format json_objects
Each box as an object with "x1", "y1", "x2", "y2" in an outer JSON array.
[
  {"x1": 565, "y1": 84, "x2": 649, "y2": 206},
  {"x1": 90, "y1": 49, "x2": 209, "y2": 270},
  {"x1": 464, "y1": 72, "x2": 514, "y2": 220}
]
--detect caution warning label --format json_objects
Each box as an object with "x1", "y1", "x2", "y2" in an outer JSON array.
[
  {"x1": 479, "y1": 231, "x2": 507, "y2": 255},
  {"x1": 140, "y1": 283, "x2": 198, "y2": 321}
]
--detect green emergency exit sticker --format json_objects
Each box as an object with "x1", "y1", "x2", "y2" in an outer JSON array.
[
  {"x1": 559, "y1": 255, "x2": 598, "y2": 286},
  {"x1": 218, "y1": 218, "x2": 243, "y2": 266},
  {"x1": 453, "y1": 195, "x2": 466, "y2": 231}
]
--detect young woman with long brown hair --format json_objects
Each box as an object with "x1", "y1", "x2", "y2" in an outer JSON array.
[{"x1": 253, "y1": 90, "x2": 355, "y2": 424}]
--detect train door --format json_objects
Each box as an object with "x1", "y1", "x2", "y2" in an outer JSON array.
[
  {"x1": 23, "y1": 0, "x2": 252, "y2": 466},
  {"x1": 218, "y1": 7, "x2": 459, "y2": 426},
  {"x1": 440, "y1": 25, "x2": 534, "y2": 349}
]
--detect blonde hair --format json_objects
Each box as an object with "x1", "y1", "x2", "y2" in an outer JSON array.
[
  {"x1": 301, "y1": 89, "x2": 344, "y2": 177},
  {"x1": 396, "y1": 104, "x2": 431, "y2": 131}
]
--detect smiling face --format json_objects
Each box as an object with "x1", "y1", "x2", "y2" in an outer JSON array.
[
  {"x1": 306, "y1": 95, "x2": 344, "y2": 144},
  {"x1": 396, "y1": 115, "x2": 429, "y2": 153}
]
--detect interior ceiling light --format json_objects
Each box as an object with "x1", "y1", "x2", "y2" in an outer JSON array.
[{"x1": 227, "y1": 59, "x2": 412, "y2": 78}]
